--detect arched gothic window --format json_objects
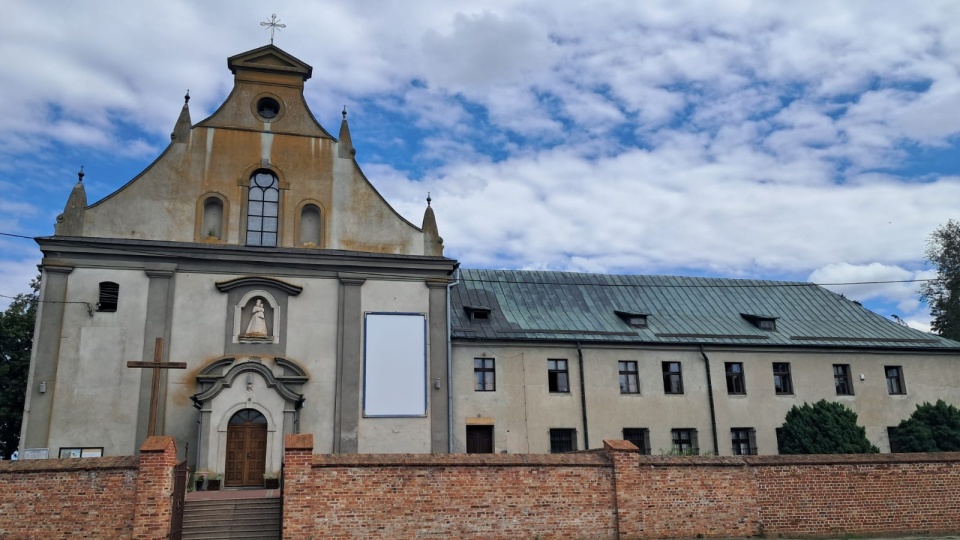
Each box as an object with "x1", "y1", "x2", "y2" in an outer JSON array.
[{"x1": 246, "y1": 171, "x2": 279, "y2": 246}]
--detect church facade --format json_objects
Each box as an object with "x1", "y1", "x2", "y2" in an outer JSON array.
[
  {"x1": 21, "y1": 45, "x2": 960, "y2": 481},
  {"x1": 22, "y1": 45, "x2": 454, "y2": 484}
]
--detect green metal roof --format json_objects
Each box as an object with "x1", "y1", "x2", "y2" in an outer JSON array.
[{"x1": 450, "y1": 269, "x2": 960, "y2": 350}]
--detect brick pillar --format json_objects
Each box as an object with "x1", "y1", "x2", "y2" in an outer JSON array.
[
  {"x1": 133, "y1": 436, "x2": 178, "y2": 540},
  {"x1": 283, "y1": 433, "x2": 314, "y2": 540},
  {"x1": 604, "y1": 439, "x2": 640, "y2": 539}
]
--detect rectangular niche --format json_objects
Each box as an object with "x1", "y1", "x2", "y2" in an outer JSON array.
[{"x1": 363, "y1": 313, "x2": 427, "y2": 417}]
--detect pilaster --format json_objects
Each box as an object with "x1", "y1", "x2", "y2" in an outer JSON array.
[
  {"x1": 135, "y1": 267, "x2": 176, "y2": 451},
  {"x1": 333, "y1": 274, "x2": 365, "y2": 453},
  {"x1": 426, "y1": 279, "x2": 450, "y2": 453},
  {"x1": 21, "y1": 264, "x2": 73, "y2": 449}
]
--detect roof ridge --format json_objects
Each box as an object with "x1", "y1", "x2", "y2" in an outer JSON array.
[{"x1": 461, "y1": 267, "x2": 811, "y2": 286}]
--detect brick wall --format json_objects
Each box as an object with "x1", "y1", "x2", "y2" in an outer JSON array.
[
  {"x1": 750, "y1": 453, "x2": 960, "y2": 536},
  {"x1": 0, "y1": 455, "x2": 139, "y2": 538},
  {"x1": 611, "y1": 451, "x2": 760, "y2": 538},
  {"x1": 284, "y1": 436, "x2": 960, "y2": 539},
  {"x1": 0, "y1": 436, "x2": 179, "y2": 540},
  {"x1": 283, "y1": 434, "x2": 616, "y2": 539},
  {"x1": 132, "y1": 436, "x2": 180, "y2": 540}
]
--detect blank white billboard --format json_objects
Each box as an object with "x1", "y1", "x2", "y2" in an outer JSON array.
[{"x1": 363, "y1": 313, "x2": 427, "y2": 417}]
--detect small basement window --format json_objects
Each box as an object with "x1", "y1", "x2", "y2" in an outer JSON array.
[
  {"x1": 741, "y1": 313, "x2": 778, "y2": 331},
  {"x1": 615, "y1": 311, "x2": 649, "y2": 329},
  {"x1": 98, "y1": 281, "x2": 119, "y2": 312}
]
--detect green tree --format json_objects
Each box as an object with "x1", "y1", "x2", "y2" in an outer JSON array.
[
  {"x1": 920, "y1": 220, "x2": 960, "y2": 341},
  {"x1": 0, "y1": 277, "x2": 38, "y2": 459},
  {"x1": 894, "y1": 400, "x2": 960, "y2": 452},
  {"x1": 779, "y1": 400, "x2": 879, "y2": 454}
]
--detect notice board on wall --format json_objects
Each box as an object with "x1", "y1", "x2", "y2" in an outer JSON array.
[{"x1": 363, "y1": 313, "x2": 427, "y2": 417}]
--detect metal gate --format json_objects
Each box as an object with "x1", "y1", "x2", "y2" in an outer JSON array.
[{"x1": 169, "y1": 460, "x2": 187, "y2": 540}]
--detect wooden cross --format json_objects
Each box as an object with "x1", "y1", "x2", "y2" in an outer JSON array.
[{"x1": 127, "y1": 338, "x2": 187, "y2": 437}]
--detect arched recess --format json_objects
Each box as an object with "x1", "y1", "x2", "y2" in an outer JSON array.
[
  {"x1": 295, "y1": 200, "x2": 324, "y2": 247},
  {"x1": 215, "y1": 276, "x2": 303, "y2": 354},
  {"x1": 224, "y1": 408, "x2": 269, "y2": 487},
  {"x1": 233, "y1": 290, "x2": 280, "y2": 344},
  {"x1": 218, "y1": 402, "x2": 275, "y2": 432},
  {"x1": 195, "y1": 192, "x2": 229, "y2": 242},
  {"x1": 191, "y1": 357, "x2": 308, "y2": 477}
]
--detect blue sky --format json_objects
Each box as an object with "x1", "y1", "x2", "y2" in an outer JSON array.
[{"x1": 3, "y1": 1, "x2": 960, "y2": 331}]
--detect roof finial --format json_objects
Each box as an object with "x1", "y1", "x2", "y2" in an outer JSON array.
[
  {"x1": 427, "y1": 192, "x2": 432, "y2": 207},
  {"x1": 342, "y1": 106, "x2": 347, "y2": 120},
  {"x1": 78, "y1": 166, "x2": 84, "y2": 183},
  {"x1": 184, "y1": 90, "x2": 190, "y2": 104},
  {"x1": 260, "y1": 14, "x2": 286, "y2": 45}
]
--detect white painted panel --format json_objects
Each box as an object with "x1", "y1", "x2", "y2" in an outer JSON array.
[{"x1": 363, "y1": 313, "x2": 426, "y2": 417}]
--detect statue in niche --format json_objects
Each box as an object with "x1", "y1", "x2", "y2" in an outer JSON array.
[{"x1": 243, "y1": 299, "x2": 270, "y2": 337}]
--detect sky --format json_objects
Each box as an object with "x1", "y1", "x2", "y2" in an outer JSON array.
[{"x1": 3, "y1": 1, "x2": 960, "y2": 332}]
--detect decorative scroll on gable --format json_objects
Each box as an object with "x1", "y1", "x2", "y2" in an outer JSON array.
[{"x1": 193, "y1": 356, "x2": 307, "y2": 406}]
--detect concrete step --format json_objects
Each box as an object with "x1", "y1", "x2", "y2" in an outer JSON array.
[
  {"x1": 183, "y1": 516, "x2": 280, "y2": 530},
  {"x1": 185, "y1": 506, "x2": 282, "y2": 517},
  {"x1": 181, "y1": 497, "x2": 281, "y2": 540}
]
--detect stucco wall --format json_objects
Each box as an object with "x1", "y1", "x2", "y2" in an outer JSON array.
[
  {"x1": 46, "y1": 267, "x2": 149, "y2": 455},
  {"x1": 80, "y1": 61, "x2": 427, "y2": 255},
  {"x1": 33, "y1": 262, "x2": 447, "y2": 471},
  {"x1": 452, "y1": 342, "x2": 960, "y2": 454},
  {"x1": 358, "y1": 279, "x2": 433, "y2": 454}
]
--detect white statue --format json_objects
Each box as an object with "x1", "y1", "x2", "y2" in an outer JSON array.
[{"x1": 244, "y1": 299, "x2": 269, "y2": 336}]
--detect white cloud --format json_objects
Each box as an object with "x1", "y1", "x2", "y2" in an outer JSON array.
[
  {"x1": 0, "y1": 247, "x2": 40, "y2": 310},
  {"x1": 6, "y1": 0, "x2": 960, "y2": 328},
  {"x1": 808, "y1": 262, "x2": 914, "y2": 300}
]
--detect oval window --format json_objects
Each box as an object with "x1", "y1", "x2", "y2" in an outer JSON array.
[{"x1": 256, "y1": 97, "x2": 281, "y2": 120}]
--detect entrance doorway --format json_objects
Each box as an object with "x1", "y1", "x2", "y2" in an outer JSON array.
[
  {"x1": 225, "y1": 409, "x2": 267, "y2": 487},
  {"x1": 466, "y1": 425, "x2": 494, "y2": 453}
]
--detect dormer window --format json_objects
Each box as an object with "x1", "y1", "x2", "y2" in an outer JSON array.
[
  {"x1": 741, "y1": 313, "x2": 778, "y2": 332},
  {"x1": 615, "y1": 311, "x2": 649, "y2": 329},
  {"x1": 464, "y1": 306, "x2": 492, "y2": 321}
]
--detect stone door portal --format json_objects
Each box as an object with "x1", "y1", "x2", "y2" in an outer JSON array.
[{"x1": 225, "y1": 409, "x2": 267, "y2": 487}]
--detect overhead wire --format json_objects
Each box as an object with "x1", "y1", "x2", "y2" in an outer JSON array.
[{"x1": 0, "y1": 230, "x2": 939, "y2": 289}]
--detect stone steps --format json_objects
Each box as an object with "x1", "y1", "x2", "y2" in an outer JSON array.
[{"x1": 182, "y1": 497, "x2": 281, "y2": 540}]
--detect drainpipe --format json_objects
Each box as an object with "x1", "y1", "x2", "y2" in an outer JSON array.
[
  {"x1": 191, "y1": 395, "x2": 202, "y2": 469},
  {"x1": 294, "y1": 395, "x2": 304, "y2": 434},
  {"x1": 699, "y1": 345, "x2": 720, "y2": 456},
  {"x1": 576, "y1": 341, "x2": 589, "y2": 450},
  {"x1": 446, "y1": 266, "x2": 460, "y2": 453}
]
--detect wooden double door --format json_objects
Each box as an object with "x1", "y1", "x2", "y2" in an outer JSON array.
[
  {"x1": 466, "y1": 425, "x2": 494, "y2": 454},
  {"x1": 225, "y1": 409, "x2": 267, "y2": 487}
]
